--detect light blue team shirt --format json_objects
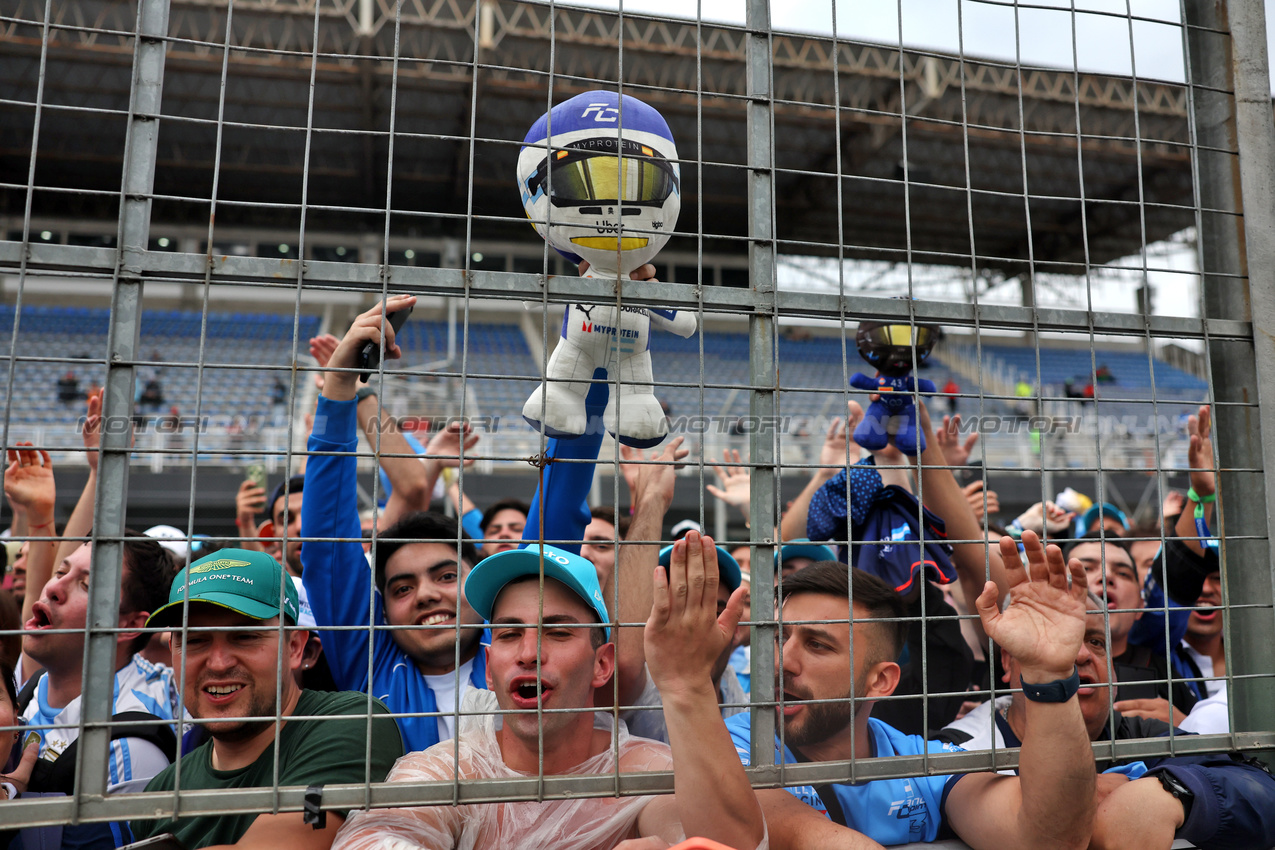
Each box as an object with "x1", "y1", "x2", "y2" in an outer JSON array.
[{"x1": 725, "y1": 712, "x2": 964, "y2": 845}]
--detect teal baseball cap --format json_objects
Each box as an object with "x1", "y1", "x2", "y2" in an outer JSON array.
[
  {"x1": 776, "y1": 539, "x2": 839, "y2": 568},
  {"x1": 147, "y1": 547, "x2": 300, "y2": 628},
  {"x1": 464, "y1": 544, "x2": 610, "y2": 640},
  {"x1": 1080, "y1": 502, "x2": 1130, "y2": 533},
  {"x1": 657, "y1": 544, "x2": 742, "y2": 591}
]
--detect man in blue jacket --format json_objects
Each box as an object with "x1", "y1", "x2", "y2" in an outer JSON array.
[
  {"x1": 302, "y1": 295, "x2": 609, "y2": 754},
  {"x1": 302, "y1": 295, "x2": 493, "y2": 753}
]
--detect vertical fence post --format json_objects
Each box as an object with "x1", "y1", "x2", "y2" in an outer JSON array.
[
  {"x1": 76, "y1": 0, "x2": 169, "y2": 803},
  {"x1": 1187, "y1": 0, "x2": 1275, "y2": 738},
  {"x1": 1219, "y1": 0, "x2": 1275, "y2": 739},
  {"x1": 745, "y1": 0, "x2": 778, "y2": 773}
]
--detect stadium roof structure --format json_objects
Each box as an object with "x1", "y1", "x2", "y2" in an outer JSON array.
[{"x1": 2, "y1": 0, "x2": 1200, "y2": 276}]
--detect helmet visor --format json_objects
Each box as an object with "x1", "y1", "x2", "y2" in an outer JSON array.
[
  {"x1": 862, "y1": 324, "x2": 937, "y2": 349},
  {"x1": 527, "y1": 140, "x2": 678, "y2": 207}
]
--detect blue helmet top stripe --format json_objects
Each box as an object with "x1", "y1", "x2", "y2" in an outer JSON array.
[{"x1": 522, "y1": 90, "x2": 675, "y2": 147}]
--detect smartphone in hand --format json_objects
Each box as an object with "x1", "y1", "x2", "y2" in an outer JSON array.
[
  {"x1": 245, "y1": 462, "x2": 267, "y2": 491},
  {"x1": 357, "y1": 303, "x2": 413, "y2": 381}
]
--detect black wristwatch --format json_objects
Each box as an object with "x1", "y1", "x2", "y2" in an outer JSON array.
[
  {"x1": 1154, "y1": 770, "x2": 1195, "y2": 822},
  {"x1": 355, "y1": 386, "x2": 377, "y2": 403},
  {"x1": 1020, "y1": 667, "x2": 1080, "y2": 703}
]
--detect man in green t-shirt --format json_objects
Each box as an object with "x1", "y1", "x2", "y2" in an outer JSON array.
[{"x1": 130, "y1": 549, "x2": 404, "y2": 849}]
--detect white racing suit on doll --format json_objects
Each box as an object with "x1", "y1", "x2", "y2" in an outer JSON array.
[{"x1": 524, "y1": 301, "x2": 696, "y2": 449}]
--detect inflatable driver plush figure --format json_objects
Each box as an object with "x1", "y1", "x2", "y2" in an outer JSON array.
[
  {"x1": 849, "y1": 321, "x2": 940, "y2": 455},
  {"x1": 517, "y1": 90, "x2": 696, "y2": 448}
]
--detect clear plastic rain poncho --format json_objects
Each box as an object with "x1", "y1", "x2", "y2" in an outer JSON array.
[{"x1": 332, "y1": 689, "x2": 681, "y2": 850}]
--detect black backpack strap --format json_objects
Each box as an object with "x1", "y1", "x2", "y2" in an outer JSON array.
[
  {"x1": 16, "y1": 668, "x2": 45, "y2": 714},
  {"x1": 26, "y1": 711, "x2": 177, "y2": 796},
  {"x1": 110, "y1": 711, "x2": 178, "y2": 763}
]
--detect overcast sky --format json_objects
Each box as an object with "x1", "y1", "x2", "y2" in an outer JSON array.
[
  {"x1": 563, "y1": 0, "x2": 1275, "y2": 94},
  {"x1": 555, "y1": 0, "x2": 1272, "y2": 322}
]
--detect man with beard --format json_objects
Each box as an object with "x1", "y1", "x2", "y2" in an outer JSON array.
[
  {"x1": 132, "y1": 549, "x2": 403, "y2": 849},
  {"x1": 726, "y1": 531, "x2": 1096, "y2": 849}
]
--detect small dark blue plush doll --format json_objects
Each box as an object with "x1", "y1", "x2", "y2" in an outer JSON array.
[{"x1": 849, "y1": 321, "x2": 940, "y2": 455}]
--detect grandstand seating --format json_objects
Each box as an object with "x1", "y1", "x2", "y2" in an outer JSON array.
[
  {"x1": 396, "y1": 319, "x2": 541, "y2": 427},
  {"x1": 978, "y1": 343, "x2": 1208, "y2": 401},
  {"x1": 649, "y1": 329, "x2": 980, "y2": 422},
  {"x1": 0, "y1": 305, "x2": 319, "y2": 427},
  {"x1": 0, "y1": 305, "x2": 1209, "y2": 469}
]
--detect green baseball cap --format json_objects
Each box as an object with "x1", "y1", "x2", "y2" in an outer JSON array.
[{"x1": 147, "y1": 547, "x2": 300, "y2": 628}]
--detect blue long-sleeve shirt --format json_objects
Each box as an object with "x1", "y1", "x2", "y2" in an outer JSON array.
[
  {"x1": 301, "y1": 390, "x2": 606, "y2": 753},
  {"x1": 301, "y1": 395, "x2": 487, "y2": 754}
]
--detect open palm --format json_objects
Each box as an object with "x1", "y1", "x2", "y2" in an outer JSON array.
[{"x1": 976, "y1": 531, "x2": 1087, "y2": 676}]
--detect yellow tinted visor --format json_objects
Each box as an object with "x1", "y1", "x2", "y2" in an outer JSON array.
[
  {"x1": 554, "y1": 154, "x2": 673, "y2": 204},
  {"x1": 865, "y1": 324, "x2": 935, "y2": 348}
]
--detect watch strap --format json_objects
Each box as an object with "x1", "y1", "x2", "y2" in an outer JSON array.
[
  {"x1": 1153, "y1": 769, "x2": 1195, "y2": 822},
  {"x1": 1021, "y1": 667, "x2": 1080, "y2": 703}
]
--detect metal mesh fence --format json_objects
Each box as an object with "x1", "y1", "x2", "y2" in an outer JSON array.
[{"x1": 1, "y1": 0, "x2": 1274, "y2": 841}]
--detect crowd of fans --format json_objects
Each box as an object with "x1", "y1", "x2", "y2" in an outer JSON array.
[{"x1": 0, "y1": 294, "x2": 1270, "y2": 850}]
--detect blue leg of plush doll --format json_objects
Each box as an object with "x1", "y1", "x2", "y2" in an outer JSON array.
[
  {"x1": 892, "y1": 406, "x2": 926, "y2": 455},
  {"x1": 853, "y1": 399, "x2": 893, "y2": 451},
  {"x1": 522, "y1": 369, "x2": 609, "y2": 554}
]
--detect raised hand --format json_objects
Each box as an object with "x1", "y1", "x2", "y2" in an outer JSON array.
[
  {"x1": 309, "y1": 333, "x2": 339, "y2": 368},
  {"x1": 821, "y1": 400, "x2": 864, "y2": 469},
  {"x1": 578, "y1": 260, "x2": 658, "y2": 282},
  {"x1": 236, "y1": 478, "x2": 267, "y2": 528},
  {"x1": 82, "y1": 388, "x2": 102, "y2": 474},
  {"x1": 4, "y1": 443, "x2": 55, "y2": 519},
  {"x1": 1112, "y1": 696, "x2": 1186, "y2": 727},
  {"x1": 308, "y1": 332, "x2": 341, "y2": 391},
  {"x1": 321, "y1": 295, "x2": 416, "y2": 400},
  {"x1": 618, "y1": 443, "x2": 644, "y2": 497},
  {"x1": 645, "y1": 531, "x2": 746, "y2": 700},
  {"x1": 706, "y1": 448, "x2": 750, "y2": 511},
  {"x1": 976, "y1": 530, "x2": 1087, "y2": 681},
  {"x1": 963, "y1": 480, "x2": 999, "y2": 522},
  {"x1": 424, "y1": 420, "x2": 479, "y2": 469},
  {"x1": 1162, "y1": 489, "x2": 1187, "y2": 521},
  {"x1": 1013, "y1": 500, "x2": 1076, "y2": 537},
  {"x1": 632, "y1": 436, "x2": 688, "y2": 509},
  {"x1": 1187, "y1": 405, "x2": 1215, "y2": 498},
  {"x1": 935, "y1": 414, "x2": 978, "y2": 467}
]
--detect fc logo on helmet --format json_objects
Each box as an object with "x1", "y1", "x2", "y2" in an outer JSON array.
[{"x1": 581, "y1": 103, "x2": 619, "y2": 122}]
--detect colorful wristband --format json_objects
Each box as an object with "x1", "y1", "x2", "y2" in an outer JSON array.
[{"x1": 1186, "y1": 487, "x2": 1216, "y2": 504}]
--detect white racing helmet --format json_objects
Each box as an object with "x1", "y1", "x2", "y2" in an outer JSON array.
[{"x1": 517, "y1": 90, "x2": 680, "y2": 276}]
